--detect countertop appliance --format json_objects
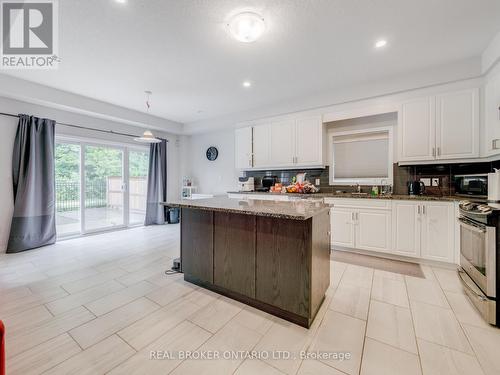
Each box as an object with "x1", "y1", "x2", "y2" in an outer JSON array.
[
  {"x1": 408, "y1": 180, "x2": 425, "y2": 195},
  {"x1": 458, "y1": 200, "x2": 499, "y2": 325},
  {"x1": 256, "y1": 175, "x2": 279, "y2": 192},
  {"x1": 454, "y1": 174, "x2": 488, "y2": 198},
  {"x1": 238, "y1": 177, "x2": 254, "y2": 192}
]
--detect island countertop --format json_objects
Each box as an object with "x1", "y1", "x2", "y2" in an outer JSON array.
[{"x1": 161, "y1": 196, "x2": 329, "y2": 220}]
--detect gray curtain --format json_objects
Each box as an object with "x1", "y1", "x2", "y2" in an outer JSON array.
[
  {"x1": 7, "y1": 115, "x2": 56, "y2": 253},
  {"x1": 145, "y1": 139, "x2": 168, "y2": 225}
]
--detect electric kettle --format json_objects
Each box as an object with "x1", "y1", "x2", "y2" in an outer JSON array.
[{"x1": 408, "y1": 180, "x2": 425, "y2": 196}]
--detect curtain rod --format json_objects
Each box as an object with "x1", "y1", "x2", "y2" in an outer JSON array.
[{"x1": 0, "y1": 111, "x2": 168, "y2": 142}]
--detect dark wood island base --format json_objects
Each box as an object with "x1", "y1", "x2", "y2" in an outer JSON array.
[{"x1": 178, "y1": 203, "x2": 330, "y2": 328}]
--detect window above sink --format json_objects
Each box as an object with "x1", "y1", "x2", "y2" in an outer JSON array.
[{"x1": 328, "y1": 126, "x2": 394, "y2": 186}]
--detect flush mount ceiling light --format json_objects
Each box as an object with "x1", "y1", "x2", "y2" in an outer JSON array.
[
  {"x1": 227, "y1": 12, "x2": 266, "y2": 43},
  {"x1": 134, "y1": 91, "x2": 161, "y2": 144},
  {"x1": 375, "y1": 39, "x2": 388, "y2": 48},
  {"x1": 242, "y1": 81, "x2": 252, "y2": 88},
  {"x1": 115, "y1": 0, "x2": 126, "y2": 4}
]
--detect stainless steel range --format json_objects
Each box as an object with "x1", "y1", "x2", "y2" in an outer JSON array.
[{"x1": 458, "y1": 200, "x2": 499, "y2": 325}]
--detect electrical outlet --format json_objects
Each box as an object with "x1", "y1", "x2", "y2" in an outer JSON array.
[
  {"x1": 432, "y1": 178, "x2": 440, "y2": 187},
  {"x1": 420, "y1": 178, "x2": 431, "y2": 186},
  {"x1": 315, "y1": 178, "x2": 321, "y2": 186}
]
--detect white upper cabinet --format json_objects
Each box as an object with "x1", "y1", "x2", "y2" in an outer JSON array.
[
  {"x1": 269, "y1": 120, "x2": 296, "y2": 167},
  {"x1": 234, "y1": 127, "x2": 253, "y2": 169},
  {"x1": 436, "y1": 89, "x2": 479, "y2": 159},
  {"x1": 252, "y1": 124, "x2": 271, "y2": 168},
  {"x1": 398, "y1": 88, "x2": 480, "y2": 163},
  {"x1": 399, "y1": 97, "x2": 436, "y2": 162},
  {"x1": 484, "y1": 73, "x2": 500, "y2": 157},
  {"x1": 295, "y1": 116, "x2": 323, "y2": 165},
  {"x1": 236, "y1": 114, "x2": 325, "y2": 169}
]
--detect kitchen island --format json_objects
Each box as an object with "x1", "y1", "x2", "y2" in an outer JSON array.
[{"x1": 162, "y1": 197, "x2": 331, "y2": 328}]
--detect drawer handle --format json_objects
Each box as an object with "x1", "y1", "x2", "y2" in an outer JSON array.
[{"x1": 457, "y1": 267, "x2": 487, "y2": 301}]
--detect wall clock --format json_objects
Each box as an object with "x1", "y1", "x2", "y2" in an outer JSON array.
[{"x1": 206, "y1": 146, "x2": 219, "y2": 161}]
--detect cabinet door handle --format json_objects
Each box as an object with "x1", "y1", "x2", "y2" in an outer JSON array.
[
  {"x1": 437, "y1": 147, "x2": 441, "y2": 156},
  {"x1": 432, "y1": 148, "x2": 436, "y2": 157},
  {"x1": 422, "y1": 205, "x2": 426, "y2": 215},
  {"x1": 418, "y1": 205, "x2": 421, "y2": 215},
  {"x1": 351, "y1": 212, "x2": 355, "y2": 221}
]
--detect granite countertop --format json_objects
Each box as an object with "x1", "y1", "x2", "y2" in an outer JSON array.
[
  {"x1": 227, "y1": 191, "x2": 463, "y2": 202},
  {"x1": 161, "y1": 197, "x2": 330, "y2": 220}
]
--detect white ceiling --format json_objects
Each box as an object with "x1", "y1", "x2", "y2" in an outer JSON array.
[{"x1": 3, "y1": 0, "x2": 500, "y2": 127}]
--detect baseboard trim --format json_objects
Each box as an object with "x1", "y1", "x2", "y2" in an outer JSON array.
[{"x1": 332, "y1": 246, "x2": 458, "y2": 270}]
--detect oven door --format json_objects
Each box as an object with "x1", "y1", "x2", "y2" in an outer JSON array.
[{"x1": 459, "y1": 216, "x2": 496, "y2": 298}]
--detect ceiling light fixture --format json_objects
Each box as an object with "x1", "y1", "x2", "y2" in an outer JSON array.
[
  {"x1": 115, "y1": 0, "x2": 126, "y2": 4},
  {"x1": 134, "y1": 91, "x2": 161, "y2": 144},
  {"x1": 227, "y1": 12, "x2": 266, "y2": 43},
  {"x1": 134, "y1": 130, "x2": 161, "y2": 144},
  {"x1": 375, "y1": 39, "x2": 387, "y2": 48},
  {"x1": 242, "y1": 81, "x2": 252, "y2": 88}
]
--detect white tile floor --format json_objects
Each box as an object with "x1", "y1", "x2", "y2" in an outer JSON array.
[{"x1": 1, "y1": 225, "x2": 500, "y2": 375}]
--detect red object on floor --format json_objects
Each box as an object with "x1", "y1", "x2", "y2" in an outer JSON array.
[{"x1": 0, "y1": 320, "x2": 4, "y2": 375}]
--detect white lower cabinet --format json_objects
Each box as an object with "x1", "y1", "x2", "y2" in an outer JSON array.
[
  {"x1": 420, "y1": 202, "x2": 455, "y2": 262},
  {"x1": 328, "y1": 199, "x2": 392, "y2": 253},
  {"x1": 330, "y1": 208, "x2": 355, "y2": 248},
  {"x1": 356, "y1": 210, "x2": 391, "y2": 253},
  {"x1": 392, "y1": 201, "x2": 421, "y2": 257},
  {"x1": 330, "y1": 198, "x2": 456, "y2": 264},
  {"x1": 392, "y1": 201, "x2": 455, "y2": 262}
]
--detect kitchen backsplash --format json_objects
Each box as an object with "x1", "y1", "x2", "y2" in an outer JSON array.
[
  {"x1": 244, "y1": 160, "x2": 500, "y2": 196},
  {"x1": 244, "y1": 168, "x2": 330, "y2": 189},
  {"x1": 394, "y1": 160, "x2": 500, "y2": 195}
]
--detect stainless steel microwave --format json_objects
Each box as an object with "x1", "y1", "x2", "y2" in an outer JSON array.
[{"x1": 454, "y1": 174, "x2": 488, "y2": 198}]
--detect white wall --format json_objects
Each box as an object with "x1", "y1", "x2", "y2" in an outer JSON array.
[
  {"x1": 183, "y1": 130, "x2": 240, "y2": 195},
  {"x1": 0, "y1": 96, "x2": 181, "y2": 253},
  {"x1": 184, "y1": 58, "x2": 480, "y2": 134}
]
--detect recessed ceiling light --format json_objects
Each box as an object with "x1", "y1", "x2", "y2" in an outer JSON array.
[
  {"x1": 115, "y1": 0, "x2": 126, "y2": 4},
  {"x1": 228, "y1": 12, "x2": 266, "y2": 43},
  {"x1": 242, "y1": 81, "x2": 252, "y2": 88},
  {"x1": 375, "y1": 39, "x2": 387, "y2": 48}
]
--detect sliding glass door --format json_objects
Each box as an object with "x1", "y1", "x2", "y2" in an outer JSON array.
[
  {"x1": 84, "y1": 145, "x2": 125, "y2": 232},
  {"x1": 55, "y1": 138, "x2": 149, "y2": 237},
  {"x1": 55, "y1": 142, "x2": 81, "y2": 237},
  {"x1": 129, "y1": 149, "x2": 149, "y2": 225}
]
